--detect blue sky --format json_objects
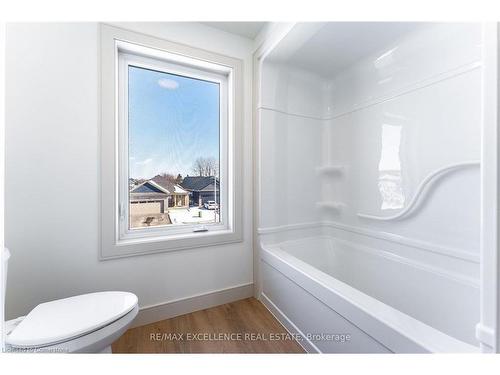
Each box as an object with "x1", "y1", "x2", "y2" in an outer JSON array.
[{"x1": 128, "y1": 66, "x2": 220, "y2": 179}]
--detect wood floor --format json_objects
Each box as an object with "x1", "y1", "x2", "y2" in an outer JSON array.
[{"x1": 112, "y1": 298, "x2": 305, "y2": 353}]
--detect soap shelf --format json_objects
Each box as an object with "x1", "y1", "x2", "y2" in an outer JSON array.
[{"x1": 315, "y1": 165, "x2": 344, "y2": 176}]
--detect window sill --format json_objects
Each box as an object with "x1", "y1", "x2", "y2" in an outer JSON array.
[{"x1": 100, "y1": 228, "x2": 242, "y2": 261}]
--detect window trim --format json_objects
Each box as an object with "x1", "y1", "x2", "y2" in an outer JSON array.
[{"x1": 100, "y1": 24, "x2": 243, "y2": 260}]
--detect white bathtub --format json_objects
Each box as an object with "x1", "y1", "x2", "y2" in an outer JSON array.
[{"x1": 260, "y1": 236, "x2": 479, "y2": 353}]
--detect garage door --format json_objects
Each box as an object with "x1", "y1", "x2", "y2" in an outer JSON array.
[{"x1": 130, "y1": 201, "x2": 162, "y2": 215}]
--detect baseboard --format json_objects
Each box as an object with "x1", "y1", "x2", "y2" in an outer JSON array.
[
  {"x1": 260, "y1": 292, "x2": 320, "y2": 353},
  {"x1": 131, "y1": 283, "x2": 254, "y2": 328}
]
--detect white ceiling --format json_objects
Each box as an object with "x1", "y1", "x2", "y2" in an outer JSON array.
[
  {"x1": 201, "y1": 22, "x2": 267, "y2": 40},
  {"x1": 270, "y1": 22, "x2": 423, "y2": 78}
]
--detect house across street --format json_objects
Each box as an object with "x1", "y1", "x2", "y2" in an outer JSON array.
[
  {"x1": 180, "y1": 176, "x2": 220, "y2": 207},
  {"x1": 129, "y1": 175, "x2": 220, "y2": 228}
]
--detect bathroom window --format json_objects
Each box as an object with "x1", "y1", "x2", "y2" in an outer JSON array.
[{"x1": 100, "y1": 25, "x2": 243, "y2": 259}]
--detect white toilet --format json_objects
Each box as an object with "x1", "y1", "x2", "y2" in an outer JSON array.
[{"x1": 3, "y1": 249, "x2": 139, "y2": 353}]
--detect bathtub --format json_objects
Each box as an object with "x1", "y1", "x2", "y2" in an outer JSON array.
[{"x1": 259, "y1": 236, "x2": 480, "y2": 353}]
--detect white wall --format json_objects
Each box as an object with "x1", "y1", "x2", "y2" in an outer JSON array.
[
  {"x1": 1, "y1": 21, "x2": 6, "y2": 350},
  {"x1": 5, "y1": 22, "x2": 254, "y2": 319},
  {"x1": 259, "y1": 62, "x2": 325, "y2": 229}
]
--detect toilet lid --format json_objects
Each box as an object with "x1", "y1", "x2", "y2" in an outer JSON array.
[{"x1": 6, "y1": 291, "x2": 138, "y2": 348}]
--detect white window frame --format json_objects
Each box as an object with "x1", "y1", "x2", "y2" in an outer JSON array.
[{"x1": 100, "y1": 24, "x2": 243, "y2": 259}]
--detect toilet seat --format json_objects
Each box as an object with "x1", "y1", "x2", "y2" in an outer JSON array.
[{"x1": 6, "y1": 291, "x2": 138, "y2": 349}]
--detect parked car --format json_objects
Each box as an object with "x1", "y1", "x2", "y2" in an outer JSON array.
[{"x1": 204, "y1": 200, "x2": 218, "y2": 210}]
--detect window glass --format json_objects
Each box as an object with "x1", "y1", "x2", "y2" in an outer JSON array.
[{"x1": 127, "y1": 66, "x2": 221, "y2": 229}]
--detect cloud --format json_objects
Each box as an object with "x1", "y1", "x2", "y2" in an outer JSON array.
[
  {"x1": 135, "y1": 158, "x2": 153, "y2": 166},
  {"x1": 158, "y1": 78, "x2": 179, "y2": 90}
]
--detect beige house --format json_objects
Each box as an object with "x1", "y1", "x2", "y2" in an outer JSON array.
[{"x1": 129, "y1": 175, "x2": 189, "y2": 217}]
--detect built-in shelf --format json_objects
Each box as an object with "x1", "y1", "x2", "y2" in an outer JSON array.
[
  {"x1": 316, "y1": 201, "x2": 343, "y2": 211},
  {"x1": 315, "y1": 165, "x2": 344, "y2": 176}
]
